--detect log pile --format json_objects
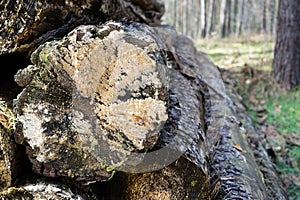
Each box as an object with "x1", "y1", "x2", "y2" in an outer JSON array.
[{"x1": 0, "y1": 0, "x2": 287, "y2": 199}]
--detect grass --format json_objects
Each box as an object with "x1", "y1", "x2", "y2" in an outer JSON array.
[
  {"x1": 266, "y1": 89, "x2": 300, "y2": 135},
  {"x1": 195, "y1": 35, "x2": 300, "y2": 199},
  {"x1": 197, "y1": 35, "x2": 274, "y2": 71}
]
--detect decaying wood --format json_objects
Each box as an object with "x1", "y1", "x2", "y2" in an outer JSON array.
[
  {"x1": 0, "y1": 0, "x2": 288, "y2": 199},
  {"x1": 0, "y1": 0, "x2": 164, "y2": 55},
  {"x1": 0, "y1": 102, "x2": 15, "y2": 190},
  {"x1": 219, "y1": 69, "x2": 288, "y2": 200},
  {"x1": 154, "y1": 26, "x2": 287, "y2": 199},
  {"x1": 0, "y1": 181, "x2": 89, "y2": 199}
]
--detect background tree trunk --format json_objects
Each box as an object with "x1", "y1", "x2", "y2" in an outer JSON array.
[
  {"x1": 207, "y1": 0, "x2": 216, "y2": 37},
  {"x1": 272, "y1": 0, "x2": 300, "y2": 90},
  {"x1": 261, "y1": 0, "x2": 267, "y2": 34},
  {"x1": 200, "y1": 0, "x2": 207, "y2": 37}
]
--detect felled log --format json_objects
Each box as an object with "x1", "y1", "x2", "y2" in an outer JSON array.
[
  {"x1": 11, "y1": 21, "x2": 211, "y2": 198},
  {"x1": 219, "y1": 69, "x2": 288, "y2": 200},
  {"x1": 159, "y1": 29, "x2": 287, "y2": 199},
  {"x1": 11, "y1": 21, "x2": 288, "y2": 199},
  {"x1": 0, "y1": 0, "x2": 164, "y2": 55},
  {"x1": 125, "y1": 25, "x2": 288, "y2": 200},
  {"x1": 0, "y1": 0, "x2": 288, "y2": 199}
]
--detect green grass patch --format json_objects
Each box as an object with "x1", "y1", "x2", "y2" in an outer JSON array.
[
  {"x1": 196, "y1": 37, "x2": 274, "y2": 71},
  {"x1": 266, "y1": 88, "x2": 300, "y2": 135}
]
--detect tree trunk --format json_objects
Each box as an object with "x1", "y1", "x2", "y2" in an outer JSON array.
[
  {"x1": 220, "y1": 0, "x2": 227, "y2": 37},
  {"x1": 237, "y1": 0, "x2": 245, "y2": 36},
  {"x1": 207, "y1": 0, "x2": 216, "y2": 37},
  {"x1": 200, "y1": 0, "x2": 207, "y2": 37},
  {"x1": 0, "y1": 0, "x2": 288, "y2": 199},
  {"x1": 269, "y1": 0, "x2": 276, "y2": 36},
  {"x1": 232, "y1": 0, "x2": 239, "y2": 35},
  {"x1": 226, "y1": 0, "x2": 231, "y2": 36},
  {"x1": 272, "y1": 0, "x2": 279, "y2": 38},
  {"x1": 194, "y1": 0, "x2": 201, "y2": 38},
  {"x1": 272, "y1": 0, "x2": 300, "y2": 90},
  {"x1": 261, "y1": 0, "x2": 267, "y2": 34}
]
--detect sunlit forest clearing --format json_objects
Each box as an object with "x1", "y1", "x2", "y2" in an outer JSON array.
[{"x1": 198, "y1": 35, "x2": 274, "y2": 71}]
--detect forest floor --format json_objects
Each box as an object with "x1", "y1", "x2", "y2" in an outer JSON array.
[{"x1": 196, "y1": 35, "x2": 300, "y2": 199}]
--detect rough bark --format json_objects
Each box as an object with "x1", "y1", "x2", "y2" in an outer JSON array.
[
  {"x1": 0, "y1": 0, "x2": 164, "y2": 55},
  {"x1": 218, "y1": 69, "x2": 288, "y2": 200},
  {"x1": 272, "y1": 0, "x2": 300, "y2": 90},
  {"x1": 158, "y1": 28, "x2": 286, "y2": 199},
  {"x1": 0, "y1": 0, "x2": 289, "y2": 199}
]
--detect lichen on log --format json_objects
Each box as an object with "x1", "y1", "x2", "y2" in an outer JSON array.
[
  {"x1": 13, "y1": 22, "x2": 173, "y2": 182},
  {"x1": 0, "y1": 101, "x2": 16, "y2": 190},
  {"x1": 0, "y1": 181, "x2": 87, "y2": 200}
]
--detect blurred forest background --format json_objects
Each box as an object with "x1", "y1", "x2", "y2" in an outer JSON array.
[
  {"x1": 162, "y1": 0, "x2": 277, "y2": 39},
  {"x1": 163, "y1": 0, "x2": 300, "y2": 199}
]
